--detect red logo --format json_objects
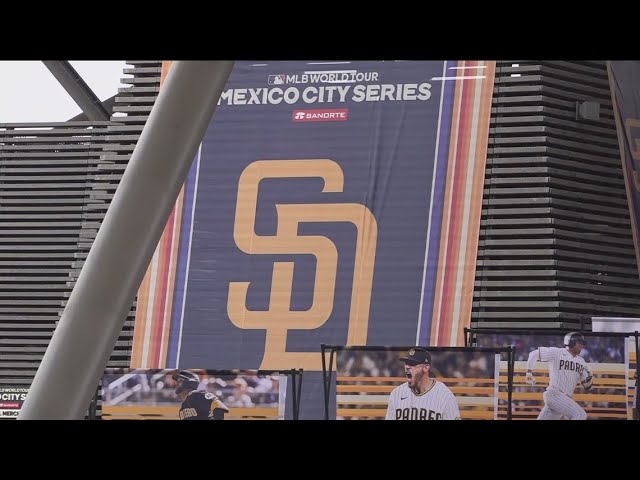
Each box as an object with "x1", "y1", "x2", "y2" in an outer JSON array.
[{"x1": 292, "y1": 109, "x2": 349, "y2": 122}]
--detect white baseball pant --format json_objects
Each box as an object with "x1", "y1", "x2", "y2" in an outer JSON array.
[{"x1": 537, "y1": 388, "x2": 587, "y2": 420}]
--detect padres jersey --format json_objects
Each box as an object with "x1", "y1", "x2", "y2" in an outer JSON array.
[
  {"x1": 385, "y1": 381, "x2": 461, "y2": 420},
  {"x1": 178, "y1": 390, "x2": 228, "y2": 420},
  {"x1": 537, "y1": 347, "x2": 591, "y2": 396}
]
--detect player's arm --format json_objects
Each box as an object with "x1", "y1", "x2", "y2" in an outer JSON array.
[
  {"x1": 581, "y1": 364, "x2": 593, "y2": 391},
  {"x1": 525, "y1": 347, "x2": 552, "y2": 385},
  {"x1": 199, "y1": 392, "x2": 229, "y2": 420},
  {"x1": 525, "y1": 349, "x2": 539, "y2": 385},
  {"x1": 443, "y1": 391, "x2": 461, "y2": 420},
  {"x1": 210, "y1": 397, "x2": 229, "y2": 420},
  {"x1": 385, "y1": 389, "x2": 396, "y2": 420}
]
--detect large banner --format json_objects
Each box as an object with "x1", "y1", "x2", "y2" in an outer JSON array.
[
  {"x1": 131, "y1": 61, "x2": 495, "y2": 418},
  {"x1": 475, "y1": 331, "x2": 631, "y2": 420},
  {"x1": 0, "y1": 387, "x2": 27, "y2": 419},
  {"x1": 608, "y1": 62, "x2": 640, "y2": 275},
  {"x1": 101, "y1": 369, "x2": 285, "y2": 420}
]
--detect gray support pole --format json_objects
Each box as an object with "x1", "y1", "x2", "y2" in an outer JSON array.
[{"x1": 18, "y1": 61, "x2": 234, "y2": 419}]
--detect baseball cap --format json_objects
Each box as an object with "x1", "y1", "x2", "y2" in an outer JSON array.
[{"x1": 399, "y1": 347, "x2": 431, "y2": 366}]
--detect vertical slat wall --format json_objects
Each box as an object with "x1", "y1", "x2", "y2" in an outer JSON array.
[
  {"x1": 0, "y1": 61, "x2": 161, "y2": 418},
  {"x1": 473, "y1": 61, "x2": 640, "y2": 330}
]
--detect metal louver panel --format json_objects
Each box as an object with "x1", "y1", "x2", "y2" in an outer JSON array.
[
  {"x1": 473, "y1": 61, "x2": 640, "y2": 331},
  {"x1": 0, "y1": 61, "x2": 161, "y2": 418}
]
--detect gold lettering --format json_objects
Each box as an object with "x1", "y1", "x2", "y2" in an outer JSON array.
[
  {"x1": 179, "y1": 407, "x2": 197, "y2": 420},
  {"x1": 228, "y1": 160, "x2": 378, "y2": 370}
]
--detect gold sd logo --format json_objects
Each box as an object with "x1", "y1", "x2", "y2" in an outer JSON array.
[
  {"x1": 227, "y1": 160, "x2": 378, "y2": 370},
  {"x1": 624, "y1": 118, "x2": 640, "y2": 192}
]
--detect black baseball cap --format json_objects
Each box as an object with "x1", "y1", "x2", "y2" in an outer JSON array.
[{"x1": 399, "y1": 347, "x2": 431, "y2": 366}]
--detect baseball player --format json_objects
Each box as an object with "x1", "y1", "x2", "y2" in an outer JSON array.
[
  {"x1": 385, "y1": 347, "x2": 461, "y2": 420},
  {"x1": 525, "y1": 332, "x2": 593, "y2": 420},
  {"x1": 172, "y1": 370, "x2": 229, "y2": 420}
]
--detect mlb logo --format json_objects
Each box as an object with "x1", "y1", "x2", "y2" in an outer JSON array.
[{"x1": 268, "y1": 75, "x2": 285, "y2": 85}]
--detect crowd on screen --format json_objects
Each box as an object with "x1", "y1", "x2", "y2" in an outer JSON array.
[{"x1": 102, "y1": 370, "x2": 280, "y2": 407}]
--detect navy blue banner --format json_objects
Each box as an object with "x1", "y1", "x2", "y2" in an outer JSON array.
[
  {"x1": 132, "y1": 61, "x2": 496, "y2": 418},
  {"x1": 181, "y1": 61, "x2": 442, "y2": 369}
]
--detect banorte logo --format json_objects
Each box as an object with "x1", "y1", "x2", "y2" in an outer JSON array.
[{"x1": 292, "y1": 109, "x2": 349, "y2": 123}]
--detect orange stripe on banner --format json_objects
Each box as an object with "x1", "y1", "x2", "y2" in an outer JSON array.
[
  {"x1": 132, "y1": 248, "x2": 165, "y2": 366},
  {"x1": 431, "y1": 62, "x2": 464, "y2": 345},
  {"x1": 455, "y1": 61, "x2": 496, "y2": 346},
  {"x1": 131, "y1": 60, "x2": 175, "y2": 368},
  {"x1": 131, "y1": 269, "x2": 151, "y2": 367},
  {"x1": 439, "y1": 65, "x2": 476, "y2": 345},
  {"x1": 453, "y1": 62, "x2": 482, "y2": 346},
  {"x1": 159, "y1": 186, "x2": 185, "y2": 366},
  {"x1": 147, "y1": 237, "x2": 166, "y2": 365},
  {"x1": 151, "y1": 59, "x2": 176, "y2": 367},
  {"x1": 449, "y1": 68, "x2": 477, "y2": 341},
  {"x1": 441, "y1": 61, "x2": 471, "y2": 343},
  {"x1": 159, "y1": 213, "x2": 177, "y2": 363},
  {"x1": 160, "y1": 61, "x2": 173, "y2": 87},
  {"x1": 145, "y1": 241, "x2": 164, "y2": 366},
  {"x1": 151, "y1": 209, "x2": 175, "y2": 365}
]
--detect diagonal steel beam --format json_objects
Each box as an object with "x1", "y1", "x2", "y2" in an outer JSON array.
[
  {"x1": 18, "y1": 61, "x2": 234, "y2": 419},
  {"x1": 43, "y1": 61, "x2": 111, "y2": 121},
  {"x1": 68, "y1": 94, "x2": 116, "y2": 122}
]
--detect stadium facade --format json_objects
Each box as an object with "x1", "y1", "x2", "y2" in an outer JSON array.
[{"x1": 1, "y1": 61, "x2": 638, "y2": 419}]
